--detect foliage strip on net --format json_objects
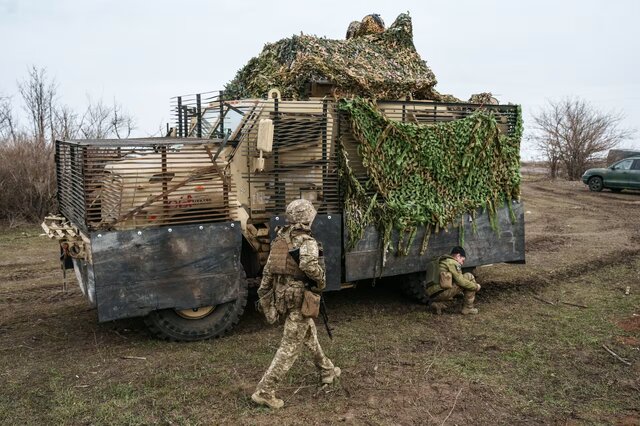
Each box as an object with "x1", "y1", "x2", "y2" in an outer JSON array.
[{"x1": 338, "y1": 98, "x2": 522, "y2": 256}]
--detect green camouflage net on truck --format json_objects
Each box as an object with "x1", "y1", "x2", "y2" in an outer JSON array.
[
  {"x1": 224, "y1": 13, "x2": 451, "y2": 101},
  {"x1": 339, "y1": 98, "x2": 523, "y2": 254}
]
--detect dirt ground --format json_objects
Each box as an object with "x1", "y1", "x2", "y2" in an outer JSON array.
[{"x1": 1, "y1": 172, "x2": 639, "y2": 425}]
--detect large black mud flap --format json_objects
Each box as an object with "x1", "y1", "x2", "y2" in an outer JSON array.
[
  {"x1": 90, "y1": 222, "x2": 244, "y2": 322},
  {"x1": 270, "y1": 214, "x2": 342, "y2": 292},
  {"x1": 345, "y1": 201, "x2": 525, "y2": 281}
]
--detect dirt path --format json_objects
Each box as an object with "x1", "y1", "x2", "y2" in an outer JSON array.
[
  {"x1": 1, "y1": 176, "x2": 639, "y2": 425},
  {"x1": 478, "y1": 176, "x2": 640, "y2": 287}
]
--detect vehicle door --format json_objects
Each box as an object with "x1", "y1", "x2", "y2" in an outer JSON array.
[
  {"x1": 629, "y1": 159, "x2": 640, "y2": 189},
  {"x1": 606, "y1": 158, "x2": 634, "y2": 188}
]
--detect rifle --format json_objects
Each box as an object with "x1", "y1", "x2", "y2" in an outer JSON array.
[
  {"x1": 290, "y1": 247, "x2": 333, "y2": 339},
  {"x1": 319, "y1": 294, "x2": 333, "y2": 340}
]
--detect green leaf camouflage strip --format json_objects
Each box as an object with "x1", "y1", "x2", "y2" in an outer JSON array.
[{"x1": 338, "y1": 98, "x2": 522, "y2": 254}]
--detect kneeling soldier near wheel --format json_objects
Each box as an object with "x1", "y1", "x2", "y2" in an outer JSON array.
[{"x1": 426, "y1": 246, "x2": 481, "y2": 315}]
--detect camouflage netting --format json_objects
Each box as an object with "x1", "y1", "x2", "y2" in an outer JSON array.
[
  {"x1": 225, "y1": 13, "x2": 521, "y2": 255},
  {"x1": 339, "y1": 98, "x2": 522, "y2": 254},
  {"x1": 225, "y1": 13, "x2": 452, "y2": 101}
]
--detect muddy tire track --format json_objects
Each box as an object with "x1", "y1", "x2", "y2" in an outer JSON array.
[{"x1": 481, "y1": 248, "x2": 640, "y2": 298}]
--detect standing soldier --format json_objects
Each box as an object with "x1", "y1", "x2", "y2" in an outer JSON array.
[
  {"x1": 252, "y1": 199, "x2": 340, "y2": 409},
  {"x1": 425, "y1": 246, "x2": 481, "y2": 315}
]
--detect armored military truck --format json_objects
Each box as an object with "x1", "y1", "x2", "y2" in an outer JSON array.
[{"x1": 42, "y1": 90, "x2": 525, "y2": 341}]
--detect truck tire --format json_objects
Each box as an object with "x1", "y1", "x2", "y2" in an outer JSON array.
[
  {"x1": 144, "y1": 280, "x2": 248, "y2": 342},
  {"x1": 400, "y1": 272, "x2": 429, "y2": 304}
]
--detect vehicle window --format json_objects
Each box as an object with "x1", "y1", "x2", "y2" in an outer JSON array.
[
  {"x1": 613, "y1": 159, "x2": 633, "y2": 170},
  {"x1": 632, "y1": 160, "x2": 640, "y2": 170}
]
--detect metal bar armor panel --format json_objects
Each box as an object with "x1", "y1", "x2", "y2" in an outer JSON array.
[
  {"x1": 90, "y1": 221, "x2": 244, "y2": 322},
  {"x1": 344, "y1": 201, "x2": 525, "y2": 281}
]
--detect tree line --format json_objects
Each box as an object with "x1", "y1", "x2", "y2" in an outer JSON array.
[
  {"x1": 532, "y1": 98, "x2": 635, "y2": 179},
  {"x1": 0, "y1": 66, "x2": 135, "y2": 226},
  {"x1": 0, "y1": 67, "x2": 635, "y2": 226}
]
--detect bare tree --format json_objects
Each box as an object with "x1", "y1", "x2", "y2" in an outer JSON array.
[
  {"x1": 79, "y1": 97, "x2": 111, "y2": 139},
  {"x1": 17, "y1": 66, "x2": 57, "y2": 146},
  {"x1": 53, "y1": 104, "x2": 80, "y2": 141},
  {"x1": 0, "y1": 132, "x2": 55, "y2": 224},
  {"x1": 0, "y1": 95, "x2": 18, "y2": 142},
  {"x1": 111, "y1": 101, "x2": 135, "y2": 139},
  {"x1": 539, "y1": 138, "x2": 561, "y2": 179},
  {"x1": 532, "y1": 97, "x2": 635, "y2": 180},
  {"x1": 79, "y1": 97, "x2": 135, "y2": 139},
  {"x1": 0, "y1": 67, "x2": 138, "y2": 225}
]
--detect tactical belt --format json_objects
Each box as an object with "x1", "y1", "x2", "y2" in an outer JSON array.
[{"x1": 426, "y1": 288, "x2": 446, "y2": 306}]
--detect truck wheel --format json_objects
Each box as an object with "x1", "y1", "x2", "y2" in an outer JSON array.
[
  {"x1": 144, "y1": 281, "x2": 248, "y2": 342},
  {"x1": 399, "y1": 272, "x2": 429, "y2": 304},
  {"x1": 588, "y1": 176, "x2": 603, "y2": 192}
]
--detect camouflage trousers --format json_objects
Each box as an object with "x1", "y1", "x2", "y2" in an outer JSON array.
[
  {"x1": 256, "y1": 310, "x2": 335, "y2": 397},
  {"x1": 431, "y1": 272, "x2": 477, "y2": 307}
]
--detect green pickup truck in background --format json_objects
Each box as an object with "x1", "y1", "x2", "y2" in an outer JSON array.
[{"x1": 582, "y1": 155, "x2": 640, "y2": 192}]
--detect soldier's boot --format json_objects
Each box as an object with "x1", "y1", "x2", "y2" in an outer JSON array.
[
  {"x1": 251, "y1": 390, "x2": 284, "y2": 409},
  {"x1": 461, "y1": 306, "x2": 479, "y2": 315},
  {"x1": 321, "y1": 367, "x2": 341, "y2": 385},
  {"x1": 461, "y1": 290, "x2": 478, "y2": 315},
  {"x1": 430, "y1": 302, "x2": 447, "y2": 315}
]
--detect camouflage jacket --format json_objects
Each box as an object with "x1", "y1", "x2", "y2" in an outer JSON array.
[
  {"x1": 438, "y1": 255, "x2": 476, "y2": 291},
  {"x1": 258, "y1": 224, "x2": 326, "y2": 320}
]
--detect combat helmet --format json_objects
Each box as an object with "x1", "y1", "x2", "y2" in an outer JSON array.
[{"x1": 286, "y1": 199, "x2": 317, "y2": 225}]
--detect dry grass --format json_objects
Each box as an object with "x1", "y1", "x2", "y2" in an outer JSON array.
[
  {"x1": 0, "y1": 138, "x2": 56, "y2": 226},
  {"x1": 1, "y1": 178, "x2": 639, "y2": 425}
]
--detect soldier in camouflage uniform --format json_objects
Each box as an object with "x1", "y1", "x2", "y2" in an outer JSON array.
[
  {"x1": 425, "y1": 246, "x2": 481, "y2": 315},
  {"x1": 252, "y1": 199, "x2": 340, "y2": 409}
]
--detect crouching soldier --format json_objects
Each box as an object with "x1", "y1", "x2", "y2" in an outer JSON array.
[
  {"x1": 426, "y1": 246, "x2": 481, "y2": 315},
  {"x1": 252, "y1": 199, "x2": 340, "y2": 409}
]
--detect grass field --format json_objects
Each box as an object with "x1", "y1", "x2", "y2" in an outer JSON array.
[{"x1": 1, "y1": 176, "x2": 639, "y2": 425}]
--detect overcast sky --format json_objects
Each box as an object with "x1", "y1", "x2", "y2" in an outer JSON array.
[{"x1": 1, "y1": 0, "x2": 639, "y2": 159}]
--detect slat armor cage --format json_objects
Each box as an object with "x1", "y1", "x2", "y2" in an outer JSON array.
[
  {"x1": 56, "y1": 92, "x2": 519, "y2": 234},
  {"x1": 55, "y1": 138, "x2": 237, "y2": 233}
]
